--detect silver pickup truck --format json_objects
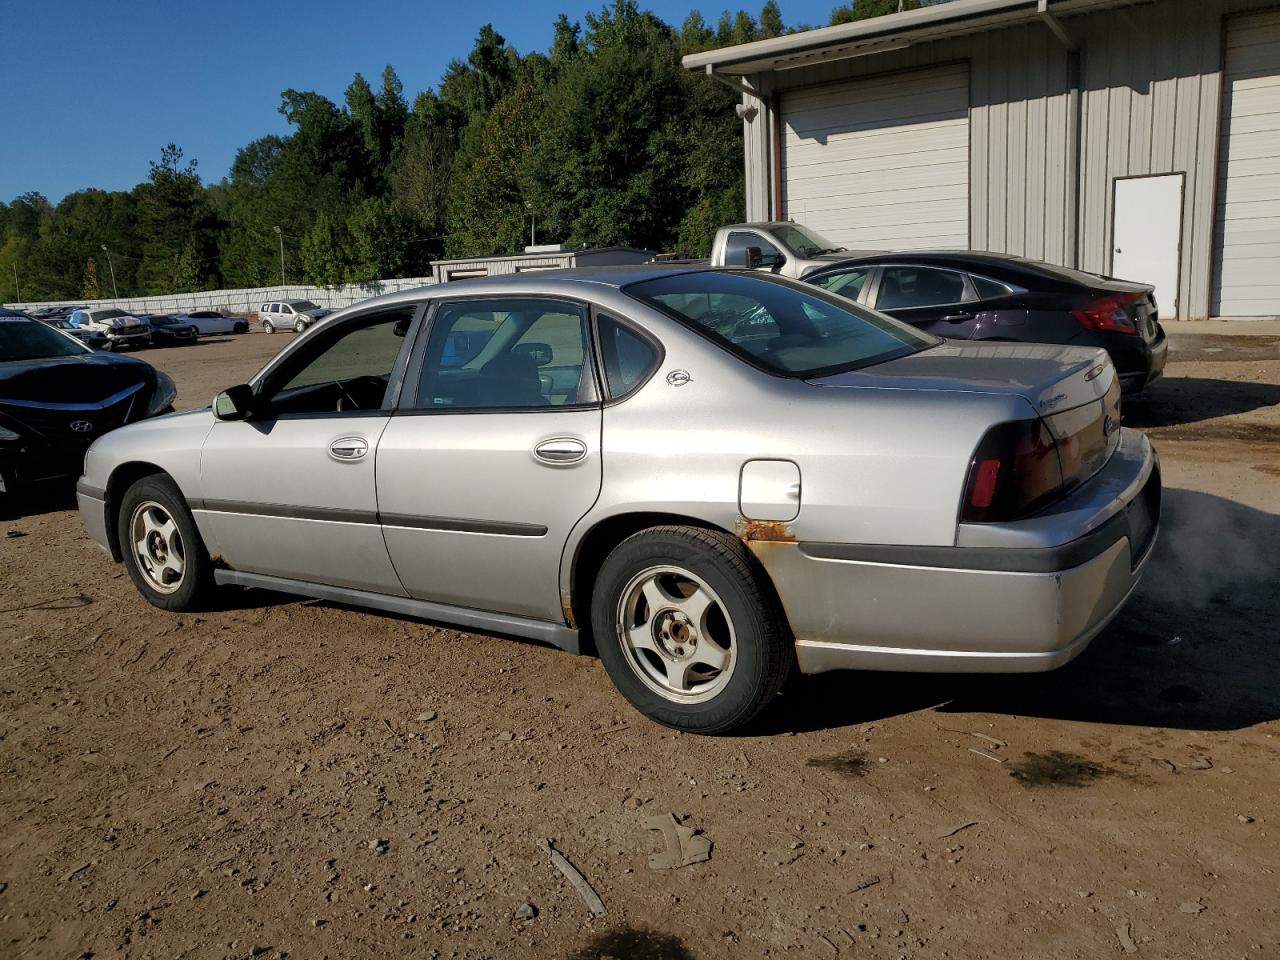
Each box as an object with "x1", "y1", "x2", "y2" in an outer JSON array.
[{"x1": 708, "y1": 222, "x2": 880, "y2": 279}]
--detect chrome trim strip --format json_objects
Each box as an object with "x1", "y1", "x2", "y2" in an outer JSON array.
[
  {"x1": 379, "y1": 513, "x2": 547, "y2": 537},
  {"x1": 190, "y1": 499, "x2": 377, "y2": 526},
  {"x1": 213, "y1": 570, "x2": 579, "y2": 653},
  {"x1": 189, "y1": 498, "x2": 546, "y2": 537},
  {"x1": 0, "y1": 381, "x2": 146, "y2": 411}
]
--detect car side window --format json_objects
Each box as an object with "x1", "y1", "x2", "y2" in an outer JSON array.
[
  {"x1": 875, "y1": 266, "x2": 972, "y2": 310},
  {"x1": 261, "y1": 308, "x2": 415, "y2": 416},
  {"x1": 413, "y1": 299, "x2": 592, "y2": 410},
  {"x1": 597, "y1": 315, "x2": 659, "y2": 399},
  {"x1": 727, "y1": 231, "x2": 782, "y2": 264},
  {"x1": 810, "y1": 267, "x2": 870, "y2": 300},
  {"x1": 971, "y1": 275, "x2": 1014, "y2": 300}
]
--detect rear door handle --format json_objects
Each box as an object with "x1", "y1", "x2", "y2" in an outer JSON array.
[
  {"x1": 942, "y1": 312, "x2": 975, "y2": 323},
  {"x1": 533, "y1": 437, "x2": 588, "y2": 464},
  {"x1": 329, "y1": 436, "x2": 368, "y2": 461}
]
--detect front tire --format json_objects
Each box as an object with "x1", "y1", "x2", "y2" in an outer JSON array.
[
  {"x1": 591, "y1": 525, "x2": 792, "y2": 735},
  {"x1": 234, "y1": 321, "x2": 249, "y2": 334},
  {"x1": 294, "y1": 318, "x2": 306, "y2": 333},
  {"x1": 117, "y1": 474, "x2": 214, "y2": 611}
]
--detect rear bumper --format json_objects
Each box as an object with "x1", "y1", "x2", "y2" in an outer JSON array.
[
  {"x1": 1100, "y1": 326, "x2": 1167, "y2": 393},
  {"x1": 753, "y1": 429, "x2": 1160, "y2": 674}
]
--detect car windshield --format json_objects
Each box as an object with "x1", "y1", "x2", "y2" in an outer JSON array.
[
  {"x1": 289, "y1": 300, "x2": 320, "y2": 311},
  {"x1": 626, "y1": 271, "x2": 938, "y2": 378},
  {"x1": 771, "y1": 224, "x2": 844, "y2": 258},
  {"x1": 93, "y1": 309, "x2": 127, "y2": 321},
  {"x1": 0, "y1": 318, "x2": 89, "y2": 361}
]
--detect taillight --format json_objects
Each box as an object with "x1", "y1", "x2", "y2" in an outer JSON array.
[
  {"x1": 960, "y1": 419, "x2": 1064, "y2": 523},
  {"x1": 1073, "y1": 291, "x2": 1141, "y2": 334}
]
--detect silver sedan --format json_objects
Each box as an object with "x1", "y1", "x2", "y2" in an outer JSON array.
[{"x1": 76, "y1": 267, "x2": 1160, "y2": 734}]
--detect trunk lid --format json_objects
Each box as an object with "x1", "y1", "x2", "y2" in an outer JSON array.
[
  {"x1": 809, "y1": 340, "x2": 1115, "y2": 414},
  {"x1": 811, "y1": 340, "x2": 1123, "y2": 496}
]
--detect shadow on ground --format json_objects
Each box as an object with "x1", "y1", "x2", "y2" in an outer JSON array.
[
  {"x1": 765, "y1": 488, "x2": 1280, "y2": 735},
  {"x1": 0, "y1": 481, "x2": 78, "y2": 522},
  {"x1": 1124, "y1": 377, "x2": 1280, "y2": 429}
]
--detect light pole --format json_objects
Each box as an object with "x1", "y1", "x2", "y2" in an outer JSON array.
[
  {"x1": 273, "y1": 226, "x2": 285, "y2": 286},
  {"x1": 525, "y1": 201, "x2": 535, "y2": 248},
  {"x1": 100, "y1": 244, "x2": 119, "y2": 299},
  {"x1": 11, "y1": 264, "x2": 19, "y2": 302}
]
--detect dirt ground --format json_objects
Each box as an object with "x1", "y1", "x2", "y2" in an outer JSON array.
[{"x1": 2, "y1": 328, "x2": 1279, "y2": 960}]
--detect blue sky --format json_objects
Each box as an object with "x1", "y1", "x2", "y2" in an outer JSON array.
[{"x1": 4, "y1": 0, "x2": 836, "y2": 203}]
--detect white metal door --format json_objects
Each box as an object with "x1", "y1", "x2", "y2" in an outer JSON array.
[
  {"x1": 1112, "y1": 174, "x2": 1183, "y2": 321},
  {"x1": 780, "y1": 63, "x2": 970, "y2": 251},
  {"x1": 1214, "y1": 9, "x2": 1280, "y2": 317}
]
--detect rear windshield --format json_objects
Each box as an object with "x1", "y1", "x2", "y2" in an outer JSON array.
[
  {"x1": 0, "y1": 318, "x2": 88, "y2": 361},
  {"x1": 1010, "y1": 258, "x2": 1114, "y2": 287},
  {"x1": 626, "y1": 271, "x2": 937, "y2": 377}
]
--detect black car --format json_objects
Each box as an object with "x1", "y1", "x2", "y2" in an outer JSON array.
[
  {"x1": 38, "y1": 315, "x2": 111, "y2": 351},
  {"x1": 0, "y1": 310, "x2": 175, "y2": 492},
  {"x1": 140, "y1": 314, "x2": 199, "y2": 346},
  {"x1": 804, "y1": 252, "x2": 1168, "y2": 393}
]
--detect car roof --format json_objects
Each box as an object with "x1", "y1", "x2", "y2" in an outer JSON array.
[{"x1": 347, "y1": 264, "x2": 712, "y2": 310}]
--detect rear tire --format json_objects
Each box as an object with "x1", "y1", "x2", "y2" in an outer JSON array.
[
  {"x1": 262, "y1": 320, "x2": 275, "y2": 334},
  {"x1": 591, "y1": 525, "x2": 792, "y2": 735},
  {"x1": 117, "y1": 474, "x2": 215, "y2": 612}
]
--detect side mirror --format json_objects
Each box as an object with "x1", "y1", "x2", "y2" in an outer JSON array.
[
  {"x1": 512, "y1": 341, "x2": 553, "y2": 366},
  {"x1": 213, "y1": 383, "x2": 256, "y2": 421},
  {"x1": 749, "y1": 246, "x2": 786, "y2": 270},
  {"x1": 724, "y1": 245, "x2": 751, "y2": 268}
]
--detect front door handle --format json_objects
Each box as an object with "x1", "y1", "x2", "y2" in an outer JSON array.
[
  {"x1": 533, "y1": 437, "x2": 588, "y2": 465},
  {"x1": 942, "y1": 312, "x2": 975, "y2": 323},
  {"x1": 329, "y1": 436, "x2": 368, "y2": 461}
]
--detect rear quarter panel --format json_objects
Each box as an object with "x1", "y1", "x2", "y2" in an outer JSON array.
[{"x1": 560, "y1": 292, "x2": 1035, "y2": 595}]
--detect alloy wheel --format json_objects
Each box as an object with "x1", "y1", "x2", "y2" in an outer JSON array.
[
  {"x1": 130, "y1": 500, "x2": 186, "y2": 594},
  {"x1": 616, "y1": 565, "x2": 737, "y2": 704}
]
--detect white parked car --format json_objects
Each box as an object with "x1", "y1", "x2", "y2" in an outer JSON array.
[
  {"x1": 175, "y1": 311, "x2": 251, "y2": 335},
  {"x1": 258, "y1": 300, "x2": 332, "y2": 334},
  {"x1": 68, "y1": 308, "x2": 151, "y2": 350}
]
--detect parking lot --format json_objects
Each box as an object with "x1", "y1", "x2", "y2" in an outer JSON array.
[{"x1": 2, "y1": 328, "x2": 1278, "y2": 960}]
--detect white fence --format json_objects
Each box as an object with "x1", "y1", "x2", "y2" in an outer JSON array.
[{"x1": 7, "y1": 276, "x2": 436, "y2": 316}]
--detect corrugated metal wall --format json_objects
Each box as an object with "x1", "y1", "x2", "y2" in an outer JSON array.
[{"x1": 742, "y1": 0, "x2": 1280, "y2": 319}]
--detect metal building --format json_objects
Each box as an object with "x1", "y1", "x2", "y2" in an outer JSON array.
[
  {"x1": 431, "y1": 246, "x2": 656, "y2": 284},
  {"x1": 684, "y1": 0, "x2": 1280, "y2": 320}
]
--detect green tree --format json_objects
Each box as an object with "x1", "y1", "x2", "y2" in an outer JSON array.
[
  {"x1": 829, "y1": 0, "x2": 942, "y2": 26},
  {"x1": 134, "y1": 144, "x2": 220, "y2": 294},
  {"x1": 82, "y1": 255, "x2": 101, "y2": 299}
]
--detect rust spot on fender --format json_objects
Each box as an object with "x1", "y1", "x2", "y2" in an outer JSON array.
[
  {"x1": 560, "y1": 589, "x2": 578, "y2": 629},
  {"x1": 209, "y1": 554, "x2": 229, "y2": 570},
  {"x1": 736, "y1": 519, "x2": 798, "y2": 543}
]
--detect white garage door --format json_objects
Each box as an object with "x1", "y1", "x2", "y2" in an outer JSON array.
[
  {"x1": 780, "y1": 63, "x2": 969, "y2": 251},
  {"x1": 1214, "y1": 10, "x2": 1280, "y2": 317}
]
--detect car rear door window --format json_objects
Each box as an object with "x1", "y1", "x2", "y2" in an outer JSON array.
[
  {"x1": 414, "y1": 299, "x2": 593, "y2": 410},
  {"x1": 876, "y1": 266, "x2": 972, "y2": 310},
  {"x1": 810, "y1": 267, "x2": 871, "y2": 300},
  {"x1": 597, "y1": 315, "x2": 659, "y2": 399},
  {"x1": 971, "y1": 275, "x2": 1014, "y2": 299}
]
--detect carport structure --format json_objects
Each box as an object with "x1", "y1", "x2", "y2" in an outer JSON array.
[{"x1": 685, "y1": 0, "x2": 1280, "y2": 320}]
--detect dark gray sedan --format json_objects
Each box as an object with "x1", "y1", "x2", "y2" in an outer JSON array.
[{"x1": 804, "y1": 252, "x2": 1168, "y2": 394}]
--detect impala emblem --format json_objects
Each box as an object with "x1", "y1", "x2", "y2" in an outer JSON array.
[
  {"x1": 69, "y1": 420, "x2": 94, "y2": 433},
  {"x1": 666, "y1": 369, "x2": 692, "y2": 387}
]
